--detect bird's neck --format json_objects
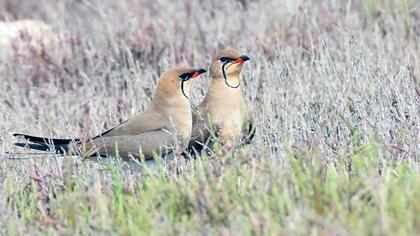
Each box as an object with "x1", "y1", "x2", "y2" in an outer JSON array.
[
  {"x1": 152, "y1": 94, "x2": 190, "y2": 112},
  {"x1": 207, "y1": 75, "x2": 245, "y2": 101},
  {"x1": 151, "y1": 94, "x2": 192, "y2": 138}
]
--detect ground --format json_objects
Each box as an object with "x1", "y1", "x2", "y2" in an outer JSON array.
[{"x1": 0, "y1": 0, "x2": 419, "y2": 235}]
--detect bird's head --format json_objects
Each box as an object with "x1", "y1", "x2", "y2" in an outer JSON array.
[
  {"x1": 210, "y1": 48, "x2": 250, "y2": 88},
  {"x1": 156, "y1": 67, "x2": 207, "y2": 100}
]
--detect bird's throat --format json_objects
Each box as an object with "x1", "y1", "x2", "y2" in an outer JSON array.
[
  {"x1": 228, "y1": 76, "x2": 240, "y2": 88},
  {"x1": 221, "y1": 73, "x2": 240, "y2": 89}
]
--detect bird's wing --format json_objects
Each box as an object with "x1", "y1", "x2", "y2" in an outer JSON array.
[
  {"x1": 13, "y1": 109, "x2": 169, "y2": 156},
  {"x1": 94, "y1": 109, "x2": 167, "y2": 138},
  {"x1": 243, "y1": 118, "x2": 256, "y2": 144},
  {"x1": 243, "y1": 103, "x2": 256, "y2": 144},
  {"x1": 88, "y1": 129, "x2": 177, "y2": 159}
]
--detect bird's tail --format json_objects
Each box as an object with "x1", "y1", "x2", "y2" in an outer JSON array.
[{"x1": 13, "y1": 133, "x2": 81, "y2": 154}]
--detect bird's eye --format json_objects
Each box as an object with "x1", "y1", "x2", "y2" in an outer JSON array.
[
  {"x1": 179, "y1": 73, "x2": 191, "y2": 81},
  {"x1": 219, "y1": 57, "x2": 233, "y2": 63}
]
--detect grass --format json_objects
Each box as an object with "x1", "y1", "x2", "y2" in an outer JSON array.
[
  {"x1": 0, "y1": 0, "x2": 419, "y2": 235},
  {"x1": 2, "y1": 144, "x2": 420, "y2": 235}
]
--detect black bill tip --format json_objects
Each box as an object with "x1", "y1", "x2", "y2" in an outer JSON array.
[
  {"x1": 196, "y1": 68, "x2": 207, "y2": 74},
  {"x1": 240, "y1": 55, "x2": 250, "y2": 61}
]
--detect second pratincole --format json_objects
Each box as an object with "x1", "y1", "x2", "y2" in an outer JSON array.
[
  {"x1": 14, "y1": 67, "x2": 206, "y2": 159},
  {"x1": 189, "y1": 48, "x2": 254, "y2": 152}
]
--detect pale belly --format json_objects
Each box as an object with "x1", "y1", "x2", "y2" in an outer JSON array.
[{"x1": 212, "y1": 109, "x2": 246, "y2": 142}]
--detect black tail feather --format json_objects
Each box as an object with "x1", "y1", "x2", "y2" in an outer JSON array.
[
  {"x1": 14, "y1": 142, "x2": 68, "y2": 154},
  {"x1": 13, "y1": 133, "x2": 80, "y2": 145},
  {"x1": 13, "y1": 133, "x2": 80, "y2": 154}
]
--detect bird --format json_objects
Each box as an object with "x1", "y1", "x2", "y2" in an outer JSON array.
[
  {"x1": 14, "y1": 66, "x2": 207, "y2": 160},
  {"x1": 189, "y1": 48, "x2": 254, "y2": 153}
]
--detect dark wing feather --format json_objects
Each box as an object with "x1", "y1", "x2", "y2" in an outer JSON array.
[
  {"x1": 243, "y1": 119, "x2": 256, "y2": 144},
  {"x1": 14, "y1": 142, "x2": 68, "y2": 154},
  {"x1": 13, "y1": 133, "x2": 80, "y2": 145}
]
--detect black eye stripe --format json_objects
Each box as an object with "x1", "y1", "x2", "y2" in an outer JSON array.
[
  {"x1": 219, "y1": 57, "x2": 235, "y2": 63},
  {"x1": 179, "y1": 72, "x2": 193, "y2": 81}
]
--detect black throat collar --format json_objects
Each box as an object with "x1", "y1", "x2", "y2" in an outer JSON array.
[{"x1": 222, "y1": 62, "x2": 240, "y2": 89}]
